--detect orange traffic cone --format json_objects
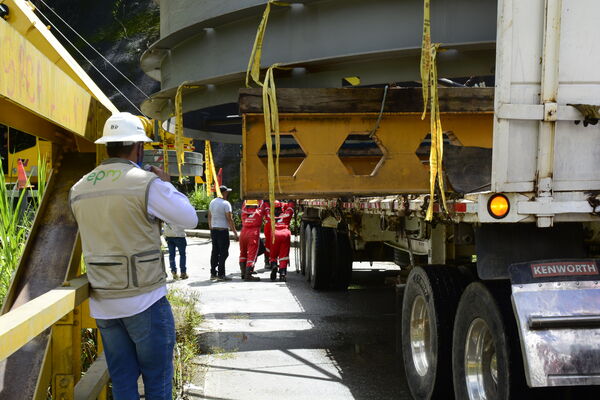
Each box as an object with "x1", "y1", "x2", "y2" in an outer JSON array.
[{"x1": 16, "y1": 159, "x2": 28, "y2": 190}]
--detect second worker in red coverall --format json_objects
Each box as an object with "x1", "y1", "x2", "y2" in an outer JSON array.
[
  {"x1": 239, "y1": 200, "x2": 262, "y2": 281},
  {"x1": 269, "y1": 200, "x2": 294, "y2": 282},
  {"x1": 262, "y1": 200, "x2": 272, "y2": 269}
]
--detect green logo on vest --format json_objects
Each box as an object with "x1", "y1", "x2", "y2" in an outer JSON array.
[{"x1": 87, "y1": 170, "x2": 122, "y2": 185}]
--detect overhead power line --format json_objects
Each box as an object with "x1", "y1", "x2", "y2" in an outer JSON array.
[
  {"x1": 36, "y1": 0, "x2": 150, "y2": 99},
  {"x1": 34, "y1": 2, "x2": 148, "y2": 115}
]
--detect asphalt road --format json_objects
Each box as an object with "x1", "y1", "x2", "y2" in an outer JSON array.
[{"x1": 168, "y1": 237, "x2": 412, "y2": 400}]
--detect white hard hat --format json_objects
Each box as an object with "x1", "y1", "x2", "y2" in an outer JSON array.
[{"x1": 95, "y1": 112, "x2": 152, "y2": 144}]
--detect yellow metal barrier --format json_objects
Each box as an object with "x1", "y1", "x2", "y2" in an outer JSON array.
[
  {"x1": 242, "y1": 112, "x2": 493, "y2": 198},
  {"x1": 0, "y1": 4, "x2": 115, "y2": 399},
  {"x1": 0, "y1": 275, "x2": 108, "y2": 400}
]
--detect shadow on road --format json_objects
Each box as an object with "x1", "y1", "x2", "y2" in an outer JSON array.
[{"x1": 197, "y1": 267, "x2": 411, "y2": 399}]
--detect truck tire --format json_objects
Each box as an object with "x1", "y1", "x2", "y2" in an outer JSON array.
[
  {"x1": 402, "y1": 266, "x2": 468, "y2": 400},
  {"x1": 310, "y1": 226, "x2": 334, "y2": 290},
  {"x1": 304, "y1": 223, "x2": 312, "y2": 282},
  {"x1": 330, "y1": 230, "x2": 352, "y2": 290},
  {"x1": 452, "y1": 282, "x2": 525, "y2": 400}
]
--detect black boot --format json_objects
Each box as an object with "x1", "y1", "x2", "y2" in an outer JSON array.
[
  {"x1": 244, "y1": 267, "x2": 261, "y2": 281},
  {"x1": 270, "y1": 266, "x2": 278, "y2": 281},
  {"x1": 265, "y1": 258, "x2": 272, "y2": 269},
  {"x1": 239, "y1": 262, "x2": 246, "y2": 278},
  {"x1": 279, "y1": 268, "x2": 287, "y2": 282}
]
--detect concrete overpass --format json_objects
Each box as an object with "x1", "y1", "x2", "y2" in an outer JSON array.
[{"x1": 141, "y1": 0, "x2": 498, "y2": 143}]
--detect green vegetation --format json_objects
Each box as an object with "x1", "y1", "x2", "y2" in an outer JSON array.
[
  {"x1": 0, "y1": 157, "x2": 47, "y2": 307},
  {"x1": 188, "y1": 185, "x2": 212, "y2": 210},
  {"x1": 91, "y1": 5, "x2": 160, "y2": 44},
  {"x1": 168, "y1": 288, "x2": 203, "y2": 400}
]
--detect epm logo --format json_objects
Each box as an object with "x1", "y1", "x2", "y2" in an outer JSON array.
[{"x1": 86, "y1": 169, "x2": 122, "y2": 185}]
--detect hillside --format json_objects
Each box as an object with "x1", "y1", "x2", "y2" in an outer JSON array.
[{"x1": 32, "y1": 0, "x2": 160, "y2": 114}]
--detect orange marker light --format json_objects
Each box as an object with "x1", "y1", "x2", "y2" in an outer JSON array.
[{"x1": 488, "y1": 194, "x2": 510, "y2": 219}]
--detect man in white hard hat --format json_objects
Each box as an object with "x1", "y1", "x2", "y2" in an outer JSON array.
[{"x1": 70, "y1": 112, "x2": 197, "y2": 400}]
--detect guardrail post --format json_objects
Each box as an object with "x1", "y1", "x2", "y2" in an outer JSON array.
[
  {"x1": 51, "y1": 305, "x2": 82, "y2": 400},
  {"x1": 97, "y1": 336, "x2": 108, "y2": 400},
  {"x1": 80, "y1": 300, "x2": 108, "y2": 400}
]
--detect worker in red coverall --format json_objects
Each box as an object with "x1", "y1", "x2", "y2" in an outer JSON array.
[
  {"x1": 269, "y1": 200, "x2": 294, "y2": 282},
  {"x1": 262, "y1": 200, "x2": 272, "y2": 269},
  {"x1": 239, "y1": 200, "x2": 262, "y2": 281}
]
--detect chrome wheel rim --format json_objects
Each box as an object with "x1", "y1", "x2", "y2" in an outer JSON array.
[
  {"x1": 409, "y1": 295, "x2": 432, "y2": 377},
  {"x1": 465, "y1": 318, "x2": 498, "y2": 400}
]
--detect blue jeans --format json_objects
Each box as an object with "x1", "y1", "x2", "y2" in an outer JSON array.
[
  {"x1": 166, "y1": 237, "x2": 187, "y2": 273},
  {"x1": 96, "y1": 296, "x2": 175, "y2": 400}
]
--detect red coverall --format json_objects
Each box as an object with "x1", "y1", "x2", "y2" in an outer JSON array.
[
  {"x1": 270, "y1": 204, "x2": 294, "y2": 275},
  {"x1": 239, "y1": 201, "x2": 263, "y2": 272},
  {"x1": 262, "y1": 201, "x2": 272, "y2": 267}
]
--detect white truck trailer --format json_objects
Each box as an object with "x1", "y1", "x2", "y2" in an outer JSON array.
[{"x1": 239, "y1": 1, "x2": 600, "y2": 399}]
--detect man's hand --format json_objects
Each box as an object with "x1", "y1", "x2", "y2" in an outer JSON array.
[
  {"x1": 150, "y1": 166, "x2": 171, "y2": 182},
  {"x1": 233, "y1": 232, "x2": 239, "y2": 242}
]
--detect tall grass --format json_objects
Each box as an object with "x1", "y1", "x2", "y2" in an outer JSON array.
[
  {"x1": 168, "y1": 288, "x2": 203, "y2": 400},
  {"x1": 0, "y1": 157, "x2": 48, "y2": 308}
]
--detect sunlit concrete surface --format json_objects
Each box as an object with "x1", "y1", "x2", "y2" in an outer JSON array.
[{"x1": 168, "y1": 237, "x2": 411, "y2": 399}]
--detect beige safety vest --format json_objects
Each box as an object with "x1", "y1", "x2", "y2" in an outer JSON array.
[{"x1": 70, "y1": 158, "x2": 166, "y2": 299}]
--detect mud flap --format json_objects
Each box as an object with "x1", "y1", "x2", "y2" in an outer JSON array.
[{"x1": 509, "y1": 260, "x2": 600, "y2": 387}]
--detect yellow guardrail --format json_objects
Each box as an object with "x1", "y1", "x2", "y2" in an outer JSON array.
[{"x1": 0, "y1": 275, "x2": 109, "y2": 400}]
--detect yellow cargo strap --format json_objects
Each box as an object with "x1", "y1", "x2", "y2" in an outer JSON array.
[
  {"x1": 262, "y1": 65, "x2": 281, "y2": 240},
  {"x1": 204, "y1": 141, "x2": 213, "y2": 197},
  {"x1": 161, "y1": 123, "x2": 169, "y2": 173},
  {"x1": 246, "y1": 1, "x2": 289, "y2": 240},
  {"x1": 420, "y1": 0, "x2": 448, "y2": 221},
  {"x1": 175, "y1": 82, "x2": 200, "y2": 183},
  {"x1": 204, "y1": 140, "x2": 223, "y2": 198},
  {"x1": 420, "y1": 0, "x2": 432, "y2": 121},
  {"x1": 245, "y1": 1, "x2": 289, "y2": 88}
]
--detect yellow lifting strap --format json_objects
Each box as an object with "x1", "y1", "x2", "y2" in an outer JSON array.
[
  {"x1": 246, "y1": 1, "x2": 289, "y2": 240},
  {"x1": 245, "y1": 1, "x2": 289, "y2": 88},
  {"x1": 204, "y1": 142, "x2": 213, "y2": 197},
  {"x1": 161, "y1": 123, "x2": 169, "y2": 173},
  {"x1": 420, "y1": 0, "x2": 448, "y2": 221},
  {"x1": 175, "y1": 82, "x2": 200, "y2": 183},
  {"x1": 262, "y1": 65, "x2": 282, "y2": 240},
  {"x1": 204, "y1": 140, "x2": 223, "y2": 198},
  {"x1": 420, "y1": 0, "x2": 432, "y2": 121}
]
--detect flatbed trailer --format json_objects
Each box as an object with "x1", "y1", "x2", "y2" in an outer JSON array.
[
  {"x1": 239, "y1": 1, "x2": 600, "y2": 398},
  {"x1": 295, "y1": 188, "x2": 600, "y2": 399}
]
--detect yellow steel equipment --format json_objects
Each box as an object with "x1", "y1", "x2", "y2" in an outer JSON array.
[
  {"x1": 0, "y1": 1, "x2": 117, "y2": 399},
  {"x1": 241, "y1": 88, "x2": 494, "y2": 198},
  {"x1": 0, "y1": 127, "x2": 52, "y2": 183},
  {"x1": 240, "y1": 88, "x2": 493, "y2": 198}
]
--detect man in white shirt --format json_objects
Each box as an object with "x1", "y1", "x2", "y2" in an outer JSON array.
[
  {"x1": 164, "y1": 222, "x2": 188, "y2": 279},
  {"x1": 70, "y1": 112, "x2": 197, "y2": 400},
  {"x1": 208, "y1": 185, "x2": 238, "y2": 280}
]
